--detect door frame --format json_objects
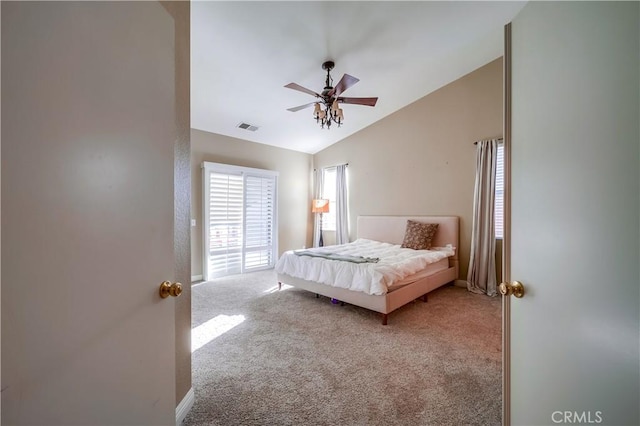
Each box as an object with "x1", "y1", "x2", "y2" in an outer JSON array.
[{"x1": 501, "y1": 22, "x2": 512, "y2": 426}]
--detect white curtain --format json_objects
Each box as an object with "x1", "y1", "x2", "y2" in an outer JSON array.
[
  {"x1": 312, "y1": 168, "x2": 323, "y2": 247},
  {"x1": 467, "y1": 139, "x2": 499, "y2": 296},
  {"x1": 335, "y1": 164, "x2": 349, "y2": 244}
]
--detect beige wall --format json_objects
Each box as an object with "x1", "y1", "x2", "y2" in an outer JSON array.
[
  {"x1": 313, "y1": 58, "x2": 503, "y2": 280},
  {"x1": 191, "y1": 129, "x2": 313, "y2": 278}
]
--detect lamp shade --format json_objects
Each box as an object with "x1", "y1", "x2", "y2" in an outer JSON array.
[{"x1": 311, "y1": 199, "x2": 330, "y2": 213}]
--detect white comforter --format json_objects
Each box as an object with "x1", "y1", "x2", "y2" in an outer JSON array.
[{"x1": 275, "y1": 238, "x2": 455, "y2": 296}]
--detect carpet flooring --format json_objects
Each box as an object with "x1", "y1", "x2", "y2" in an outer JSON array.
[{"x1": 184, "y1": 270, "x2": 501, "y2": 426}]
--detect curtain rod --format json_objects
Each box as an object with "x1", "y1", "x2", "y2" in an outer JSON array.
[
  {"x1": 473, "y1": 138, "x2": 504, "y2": 145},
  {"x1": 313, "y1": 163, "x2": 349, "y2": 171}
]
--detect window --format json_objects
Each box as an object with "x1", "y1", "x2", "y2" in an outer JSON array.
[
  {"x1": 321, "y1": 167, "x2": 336, "y2": 231},
  {"x1": 495, "y1": 143, "x2": 504, "y2": 239},
  {"x1": 203, "y1": 162, "x2": 278, "y2": 280}
]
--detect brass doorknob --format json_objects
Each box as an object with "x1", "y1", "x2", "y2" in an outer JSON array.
[
  {"x1": 159, "y1": 281, "x2": 183, "y2": 299},
  {"x1": 499, "y1": 280, "x2": 525, "y2": 298}
]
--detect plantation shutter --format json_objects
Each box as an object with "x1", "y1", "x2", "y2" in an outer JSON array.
[
  {"x1": 494, "y1": 143, "x2": 504, "y2": 239},
  {"x1": 203, "y1": 162, "x2": 278, "y2": 280},
  {"x1": 243, "y1": 174, "x2": 276, "y2": 271},
  {"x1": 208, "y1": 172, "x2": 244, "y2": 277}
]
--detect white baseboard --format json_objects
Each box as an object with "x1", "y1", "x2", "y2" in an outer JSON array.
[
  {"x1": 454, "y1": 279, "x2": 468, "y2": 288},
  {"x1": 176, "y1": 387, "x2": 194, "y2": 425},
  {"x1": 191, "y1": 274, "x2": 203, "y2": 283}
]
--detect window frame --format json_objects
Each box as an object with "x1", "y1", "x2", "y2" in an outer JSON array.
[{"x1": 321, "y1": 167, "x2": 337, "y2": 231}]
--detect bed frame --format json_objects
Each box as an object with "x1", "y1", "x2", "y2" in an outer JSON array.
[{"x1": 277, "y1": 215, "x2": 459, "y2": 325}]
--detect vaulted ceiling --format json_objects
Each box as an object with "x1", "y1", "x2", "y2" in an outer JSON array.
[{"x1": 191, "y1": 1, "x2": 526, "y2": 154}]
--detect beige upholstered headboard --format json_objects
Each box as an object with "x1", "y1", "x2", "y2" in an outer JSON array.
[{"x1": 357, "y1": 216, "x2": 459, "y2": 262}]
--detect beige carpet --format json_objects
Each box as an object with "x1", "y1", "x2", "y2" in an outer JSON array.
[{"x1": 184, "y1": 270, "x2": 501, "y2": 426}]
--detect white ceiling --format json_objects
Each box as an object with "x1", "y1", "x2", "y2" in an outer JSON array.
[{"x1": 191, "y1": 1, "x2": 526, "y2": 154}]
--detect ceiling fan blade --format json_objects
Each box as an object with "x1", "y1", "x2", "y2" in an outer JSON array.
[
  {"x1": 284, "y1": 82, "x2": 320, "y2": 98},
  {"x1": 287, "y1": 102, "x2": 317, "y2": 112},
  {"x1": 338, "y1": 97, "x2": 378, "y2": 107},
  {"x1": 328, "y1": 74, "x2": 359, "y2": 97}
]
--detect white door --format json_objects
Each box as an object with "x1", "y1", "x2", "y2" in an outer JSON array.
[
  {"x1": 508, "y1": 2, "x2": 639, "y2": 425},
  {"x1": 2, "y1": 2, "x2": 178, "y2": 425}
]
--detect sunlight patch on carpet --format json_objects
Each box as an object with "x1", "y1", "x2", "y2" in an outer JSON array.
[
  {"x1": 192, "y1": 314, "x2": 245, "y2": 352},
  {"x1": 263, "y1": 284, "x2": 292, "y2": 293}
]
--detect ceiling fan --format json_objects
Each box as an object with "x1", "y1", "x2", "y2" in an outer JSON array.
[{"x1": 285, "y1": 61, "x2": 378, "y2": 129}]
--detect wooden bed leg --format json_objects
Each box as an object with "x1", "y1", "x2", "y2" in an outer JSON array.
[
  {"x1": 278, "y1": 282, "x2": 282, "y2": 290},
  {"x1": 422, "y1": 294, "x2": 428, "y2": 303},
  {"x1": 316, "y1": 294, "x2": 319, "y2": 298},
  {"x1": 381, "y1": 314, "x2": 388, "y2": 326}
]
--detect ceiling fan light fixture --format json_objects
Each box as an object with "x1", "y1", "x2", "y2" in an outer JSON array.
[{"x1": 284, "y1": 61, "x2": 378, "y2": 130}]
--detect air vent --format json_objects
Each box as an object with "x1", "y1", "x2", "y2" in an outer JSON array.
[{"x1": 237, "y1": 122, "x2": 259, "y2": 132}]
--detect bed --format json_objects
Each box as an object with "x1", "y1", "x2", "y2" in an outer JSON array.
[{"x1": 276, "y1": 215, "x2": 459, "y2": 324}]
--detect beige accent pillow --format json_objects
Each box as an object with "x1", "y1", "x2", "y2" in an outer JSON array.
[{"x1": 401, "y1": 220, "x2": 439, "y2": 250}]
